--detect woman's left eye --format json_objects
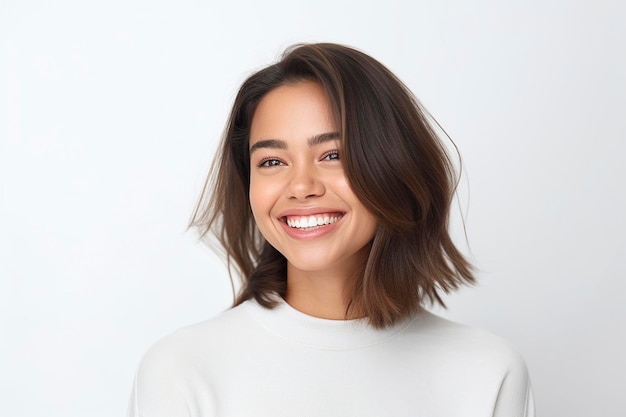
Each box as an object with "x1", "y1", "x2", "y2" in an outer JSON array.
[{"x1": 321, "y1": 150, "x2": 340, "y2": 161}]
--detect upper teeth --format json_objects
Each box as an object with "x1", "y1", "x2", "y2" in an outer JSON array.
[{"x1": 286, "y1": 215, "x2": 340, "y2": 229}]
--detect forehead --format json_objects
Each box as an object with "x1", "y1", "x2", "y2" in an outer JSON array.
[{"x1": 249, "y1": 81, "x2": 336, "y2": 144}]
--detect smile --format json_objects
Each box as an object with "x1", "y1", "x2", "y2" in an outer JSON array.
[{"x1": 283, "y1": 214, "x2": 343, "y2": 230}]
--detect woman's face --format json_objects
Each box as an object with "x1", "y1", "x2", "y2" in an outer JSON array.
[{"x1": 248, "y1": 80, "x2": 377, "y2": 277}]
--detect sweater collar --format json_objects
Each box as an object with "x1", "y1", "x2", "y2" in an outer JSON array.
[{"x1": 242, "y1": 296, "x2": 415, "y2": 350}]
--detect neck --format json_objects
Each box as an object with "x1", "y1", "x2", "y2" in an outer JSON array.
[{"x1": 285, "y1": 262, "x2": 364, "y2": 320}]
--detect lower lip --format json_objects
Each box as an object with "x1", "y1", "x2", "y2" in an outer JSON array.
[{"x1": 279, "y1": 216, "x2": 343, "y2": 240}]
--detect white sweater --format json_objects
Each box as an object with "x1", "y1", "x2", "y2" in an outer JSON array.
[{"x1": 128, "y1": 298, "x2": 534, "y2": 417}]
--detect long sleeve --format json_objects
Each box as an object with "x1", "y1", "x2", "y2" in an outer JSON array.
[
  {"x1": 492, "y1": 350, "x2": 536, "y2": 417},
  {"x1": 127, "y1": 337, "x2": 207, "y2": 417}
]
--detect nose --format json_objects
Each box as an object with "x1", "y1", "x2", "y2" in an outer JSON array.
[{"x1": 287, "y1": 165, "x2": 325, "y2": 200}]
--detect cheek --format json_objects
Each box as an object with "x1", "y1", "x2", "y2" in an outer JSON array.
[
  {"x1": 336, "y1": 180, "x2": 378, "y2": 233},
  {"x1": 249, "y1": 182, "x2": 266, "y2": 223},
  {"x1": 336, "y1": 178, "x2": 368, "y2": 211},
  {"x1": 249, "y1": 175, "x2": 281, "y2": 228}
]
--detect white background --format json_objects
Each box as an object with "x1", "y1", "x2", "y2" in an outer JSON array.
[{"x1": 1, "y1": 0, "x2": 624, "y2": 416}]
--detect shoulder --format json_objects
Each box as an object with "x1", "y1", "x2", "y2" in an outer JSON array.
[
  {"x1": 406, "y1": 311, "x2": 528, "y2": 368},
  {"x1": 129, "y1": 303, "x2": 254, "y2": 417},
  {"x1": 401, "y1": 312, "x2": 534, "y2": 417},
  {"x1": 137, "y1": 302, "x2": 253, "y2": 372}
]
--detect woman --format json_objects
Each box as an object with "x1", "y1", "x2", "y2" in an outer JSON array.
[{"x1": 128, "y1": 43, "x2": 534, "y2": 416}]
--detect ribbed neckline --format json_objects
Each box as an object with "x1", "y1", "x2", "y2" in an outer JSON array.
[{"x1": 242, "y1": 296, "x2": 416, "y2": 350}]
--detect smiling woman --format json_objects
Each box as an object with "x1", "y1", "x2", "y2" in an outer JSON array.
[
  {"x1": 248, "y1": 81, "x2": 378, "y2": 319},
  {"x1": 127, "y1": 43, "x2": 535, "y2": 417}
]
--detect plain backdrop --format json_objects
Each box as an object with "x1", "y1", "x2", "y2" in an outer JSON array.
[{"x1": 1, "y1": 0, "x2": 624, "y2": 416}]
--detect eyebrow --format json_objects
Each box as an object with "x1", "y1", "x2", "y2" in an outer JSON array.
[
  {"x1": 307, "y1": 131, "x2": 341, "y2": 147},
  {"x1": 249, "y1": 132, "x2": 340, "y2": 154}
]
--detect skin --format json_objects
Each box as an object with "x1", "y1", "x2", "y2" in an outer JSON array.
[{"x1": 248, "y1": 80, "x2": 378, "y2": 320}]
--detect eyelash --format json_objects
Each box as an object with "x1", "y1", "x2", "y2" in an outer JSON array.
[
  {"x1": 321, "y1": 150, "x2": 340, "y2": 161},
  {"x1": 258, "y1": 158, "x2": 284, "y2": 168}
]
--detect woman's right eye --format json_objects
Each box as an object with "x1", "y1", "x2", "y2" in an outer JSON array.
[{"x1": 258, "y1": 158, "x2": 284, "y2": 168}]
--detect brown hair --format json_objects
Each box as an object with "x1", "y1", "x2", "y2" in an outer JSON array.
[{"x1": 190, "y1": 43, "x2": 475, "y2": 328}]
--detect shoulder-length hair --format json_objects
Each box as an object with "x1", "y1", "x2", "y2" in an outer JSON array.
[{"x1": 190, "y1": 43, "x2": 474, "y2": 328}]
